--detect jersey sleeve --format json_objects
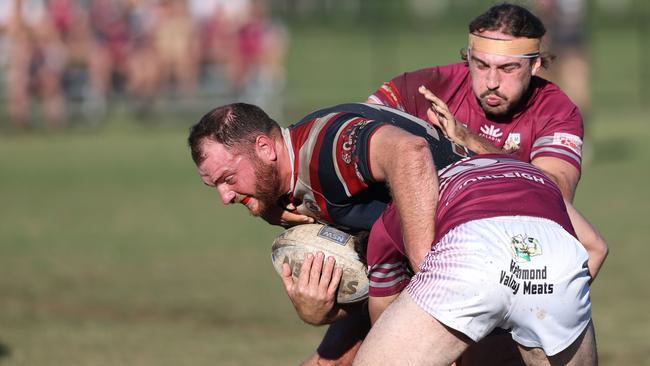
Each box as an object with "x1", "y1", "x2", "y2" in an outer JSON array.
[
  {"x1": 367, "y1": 67, "x2": 442, "y2": 111},
  {"x1": 367, "y1": 67, "x2": 438, "y2": 111},
  {"x1": 368, "y1": 77, "x2": 407, "y2": 111},
  {"x1": 322, "y1": 117, "x2": 388, "y2": 195},
  {"x1": 529, "y1": 93, "x2": 584, "y2": 171},
  {"x1": 367, "y1": 64, "x2": 471, "y2": 126},
  {"x1": 308, "y1": 117, "x2": 389, "y2": 222},
  {"x1": 367, "y1": 208, "x2": 412, "y2": 298}
]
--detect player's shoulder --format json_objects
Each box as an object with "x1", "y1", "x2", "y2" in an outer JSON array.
[
  {"x1": 529, "y1": 77, "x2": 581, "y2": 116},
  {"x1": 289, "y1": 105, "x2": 365, "y2": 142},
  {"x1": 397, "y1": 62, "x2": 468, "y2": 84}
]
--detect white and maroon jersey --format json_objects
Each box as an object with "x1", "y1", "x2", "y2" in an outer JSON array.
[
  {"x1": 368, "y1": 63, "x2": 584, "y2": 171},
  {"x1": 366, "y1": 154, "x2": 576, "y2": 297},
  {"x1": 284, "y1": 103, "x2": 472, "y2": 232}
]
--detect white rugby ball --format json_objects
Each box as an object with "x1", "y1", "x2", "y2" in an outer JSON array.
[{"x1": 271, "y1": 224, "x2": 368, "y2": 304}]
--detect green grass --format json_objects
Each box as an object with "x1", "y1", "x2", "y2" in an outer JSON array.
[
  {"x1": 1, "y1": 23, "x2": 649, "y2": 365},
  {"x1": 575, "y1": 108, "x2": 650, "y2": 365},
  {"x1": 0, "y1": 129, "x2": 324, "y2": 365}
]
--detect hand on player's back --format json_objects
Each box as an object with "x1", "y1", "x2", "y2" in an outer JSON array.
[{"x1": 281, "y1": 252, "x2": 343, "y2": 325}]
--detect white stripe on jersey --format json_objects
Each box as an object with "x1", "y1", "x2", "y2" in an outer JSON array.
[
  {"x1": 370, "y1": 274, "x2": 411, "y2": 289},
  {"x1": 370, "y1": 269, "x2": 404, "y2": 279},
  {"x1": 531, "y1": 147, "x2": 581, "y2": 164},
  {"x1": 369, "y1": 261, "x2": 411, "y2": 290},
  {"x1": 281, "y1": 127, "x2": 296, "y2": 193},
  {"x1": 368, "y1": 261, "x2": 408, "y2": 279},
  {"x1": 369, "y1": 262, "x2": 404, "y2": 271},
  {"x1": 366, "y1": 95, "x2": 384, "y2": 105},
  {"x1": 532, "y1": 135, "x2": 582, "y2": 164},
  {"x1": 532, "y1": 136, "x2": 555, "y2": 147},
  {"x1": 293, "y1": 112, "x2": 339, "y2": 207}
]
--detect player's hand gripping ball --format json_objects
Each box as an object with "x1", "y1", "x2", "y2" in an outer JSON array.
[{"x1": 271, "y1": 224, "x2": 369, "y2": 304}]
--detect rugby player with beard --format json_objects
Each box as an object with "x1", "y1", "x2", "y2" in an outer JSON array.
[
  {"x1": 368, "y1": 3, "x2": 584, "y2": 202},
  {"x1": 188, "y1": 101, "x2": 470, "y2": 365}
]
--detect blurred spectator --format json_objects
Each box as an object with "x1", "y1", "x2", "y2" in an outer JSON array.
[
  {"x1": 535, "y1": 0, "x2": 591, "y2": 115},
  {"x1": 124, "y1": 0, "x2": 159, "y2": 116},
  {"x1": 229, "y1": 1, "x2": 288, "y2": 115},
  {"x1": 232, "y1": 2, "x2": 275, "y2": 92},
  {"x1": 86, "y1": 0, "x2": 131, "y2": 117},
  {"x1": 1, "y1": 0, "x2": 68, "y2": 129},
  {"x1": 153, "y1": 0, "x2": 199, "y2": 99},
  {"x1": 0, "y1": 0, "x2": 289, "y2": 128},
  {"x1": 49, "y1": 0, "x2": 92, "y2": 114},
  {"x1": 190, "y1": 0, "x2": 250, "y2": 87}
]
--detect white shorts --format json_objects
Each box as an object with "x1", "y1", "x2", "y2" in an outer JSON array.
[{"x1": 406, "y1": 216, "x2": 592, "y2": 356}]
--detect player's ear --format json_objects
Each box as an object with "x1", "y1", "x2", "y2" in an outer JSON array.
[
  {"x1": 255, "y1": 134, "x2": 277, "y2": 162},
  {"x1": 531, "y1": 57, "x2": 542, "y2": 76}
]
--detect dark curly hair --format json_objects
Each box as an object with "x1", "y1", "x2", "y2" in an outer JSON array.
[{"x1": 460, "y1": 3, "x2": 555, "y2": 68}]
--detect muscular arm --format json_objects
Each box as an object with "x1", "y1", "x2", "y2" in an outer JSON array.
[
  {"x1": 564, "y1": 199, "x2": 608, "y2": 283},
  {"x1": 532, "y1": 156, "x2": 581, "y2": 202},
  {"x1": 369, "y1": 126, "x2": 438, "y2": 271}
]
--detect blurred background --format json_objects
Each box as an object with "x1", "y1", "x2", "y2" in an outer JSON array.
[{"x1": 0, "y1": 0, "x2": 648, "y2": 365}]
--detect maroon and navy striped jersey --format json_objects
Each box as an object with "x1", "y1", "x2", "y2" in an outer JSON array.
[
  {"x1": 284, "y1": 103, "x2": 471, "y2": 232},
  {"x1": 367, "y1": 154, "x2": 576, "y2": 297},
  {"x1": 368, "y1": 63, "x2": 584, "y2": 171}
]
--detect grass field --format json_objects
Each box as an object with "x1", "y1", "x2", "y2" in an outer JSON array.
[{"x1": 1, "y1": 23, "x2": 649, "y2": 365}]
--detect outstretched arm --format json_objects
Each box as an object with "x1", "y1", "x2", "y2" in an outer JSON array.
[
  {"x1": 564, "y1": 199, "x2": 608, "y2": 283},
  {"x1": 368, "y1": 125, "x2": 438, "y2": 271}
]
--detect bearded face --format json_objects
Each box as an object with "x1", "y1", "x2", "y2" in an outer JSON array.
[
  {"x1": 250, "y1": 155, "x2": 284, "y2": 218},
  {"x1": 197, "y1": 136, "x2": 289, "y2": 225}
]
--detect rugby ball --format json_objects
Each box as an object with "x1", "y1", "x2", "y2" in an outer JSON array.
[{"x1": 271, "y1": 224, "x2": 368, "y2": 304}]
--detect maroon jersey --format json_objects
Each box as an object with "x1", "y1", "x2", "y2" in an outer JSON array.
[
  {"x1": 366, "y1": 154, "x2": 576, "y2": 297},
  {"x1": 435, "y1": 154, "x2": 576, "y2": 243},
  {"x1": 367, "y1": 206, "x2": 412, "y2": 297},
  {"x1": 368, "y1": 63, "x2": 583, "y2": 171}
]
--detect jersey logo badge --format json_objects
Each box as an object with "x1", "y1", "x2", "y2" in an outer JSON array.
[
  {"x1": 503, "y1": 133, "x2": 521, "y2": 152},
  {"x1": 509, "y1": 234, "x2": 542, "y2": 262},
  {"x1": 479, "y1": 124, "x2": 503, "y2": 141},
  {"x1": 552, "y1": 133, "x2": 583, "y2": 156},
  {"x1": 340, "y1": 119, "x2": 370, "y2": 164}
]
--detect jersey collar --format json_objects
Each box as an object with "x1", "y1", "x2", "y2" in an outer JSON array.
[{"x1": 281, "y1": 127, "x2": 295, "y2": 194}]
